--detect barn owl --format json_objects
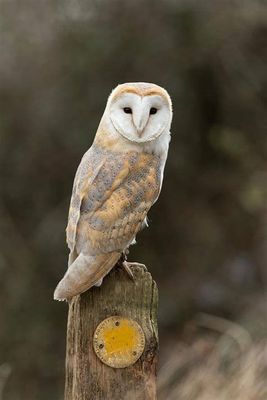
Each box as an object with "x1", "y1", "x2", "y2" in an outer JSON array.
[{"x1": 54, "y1": 82, "x2": 172, "y2": 301}]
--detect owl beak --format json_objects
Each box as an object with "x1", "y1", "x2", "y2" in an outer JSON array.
[{"x1": 133, "y1": 111, "x2": 149, "y2": 137}]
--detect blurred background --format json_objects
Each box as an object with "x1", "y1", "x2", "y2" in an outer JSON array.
[{"x1": 0, "y1": 0, "x2": 267, "y2": 399}]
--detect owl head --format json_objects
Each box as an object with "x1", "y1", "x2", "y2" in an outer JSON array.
[{"x1": 101, "y1": 82, "x2": 172, "y2": 144}]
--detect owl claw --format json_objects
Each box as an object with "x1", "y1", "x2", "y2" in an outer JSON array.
[
  {"x1": 122, "y1": 261, "x2": 135, "y2": 280},
  {"x1": 127, "y1": 262, "x2": 147, "y2": 272},
  {"x1": 121, "y1": 261, "x2": 148, "y2": 280},
  {"x1": 117, "y1": 253, "x2": 147, "y2": 280}
]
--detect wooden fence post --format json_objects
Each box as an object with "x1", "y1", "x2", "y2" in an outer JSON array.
[{"x1": 64, "y1": 265, "x2": 158, "y2": 400}]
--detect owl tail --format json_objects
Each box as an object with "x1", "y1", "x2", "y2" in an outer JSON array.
[{"x1": 53, "y1": 251, "x2": 121, "y2": 301}]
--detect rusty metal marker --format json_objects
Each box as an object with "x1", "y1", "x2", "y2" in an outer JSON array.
[{"x1": 93, "y1": 316, "x2": 145, "y2": 368}]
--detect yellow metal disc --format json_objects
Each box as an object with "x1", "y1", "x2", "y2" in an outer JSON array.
[{"x1": 93, "y1": 316, "x2": 145, "y2": 368}]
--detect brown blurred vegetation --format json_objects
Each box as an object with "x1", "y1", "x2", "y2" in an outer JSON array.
[{"x1": 0, "y1": 0, "x2": 267, "y2": 399}]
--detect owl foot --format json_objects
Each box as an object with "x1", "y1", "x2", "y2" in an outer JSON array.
[
  {"x1": 122, "y1": 261, "x2": 148, "y2": 278},
  {"x1": 122, "y1": 261, "x2": 135, "y2": 280},
  {"x1": 117, "y1": 254, "x2": 147, "y2": 280},
  {"x1": 127, "y1": 261, "x2": 147, "y2": 271}
]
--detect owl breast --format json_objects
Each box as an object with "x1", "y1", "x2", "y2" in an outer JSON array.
[{"x1": 76, "y1": 146, "x2": 162, "y2": 255}]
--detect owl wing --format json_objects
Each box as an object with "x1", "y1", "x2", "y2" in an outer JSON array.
[
  {"x1": 55, "y1": 146, "x2": 161, "y2": 300},
  {"x1": 66, "y1": 146, "x2": 106, "y2": 253},
  {"x1": 72, "y1": 148, "x2": 161, "y2": 256}
]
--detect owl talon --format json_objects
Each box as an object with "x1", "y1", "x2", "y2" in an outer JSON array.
[
  {"x1": 122, "y1": 261, "x2": 147, "y2": 277},
  {"x1": 122, "y1": 261, "x2": 135, "y2": 280},
  {"x1": 127, "y1": 262, "x2": 147, "y2": 272}
]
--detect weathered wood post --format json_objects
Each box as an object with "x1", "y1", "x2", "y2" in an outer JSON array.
[{"x1": 64, "y1": 265, "x2": 158, "y2": 400}]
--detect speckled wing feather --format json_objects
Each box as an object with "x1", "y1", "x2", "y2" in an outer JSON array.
[
  {"x1": 74, "y1": 144, "x2": 162, "y2": 256},
  {"x1": 66, "y1": 146, "x2": 105, "y2": 253}
]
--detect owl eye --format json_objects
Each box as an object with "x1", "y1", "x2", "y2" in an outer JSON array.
[
  {"x1": 150, "y1": 107, "x2": 157, "y2": 115},
  {"x1": 123, "y1": 107, "x2": 132, "y2": 114}
]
